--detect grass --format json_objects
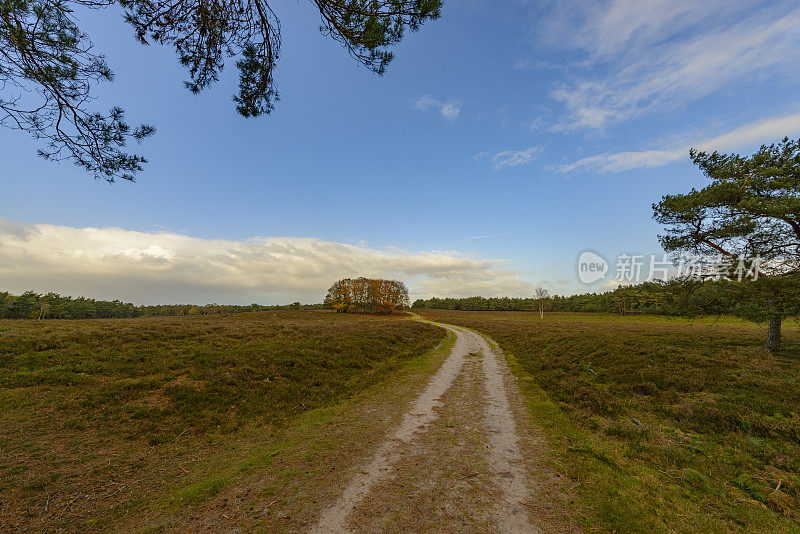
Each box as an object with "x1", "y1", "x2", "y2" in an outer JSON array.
[
  {"x1": 417, "y1": 310, "x2": 800, "y2": 533},
  {"x1": 145, "y1": 325, "x2": 458, "y2": 532},
  {"x1": 0, "y1": 310, "x2": 445, "y2": 531}
]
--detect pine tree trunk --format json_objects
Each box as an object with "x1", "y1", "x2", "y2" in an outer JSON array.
[{"x1": 766, "y1": 315, "x2": 782, "y2": 354}]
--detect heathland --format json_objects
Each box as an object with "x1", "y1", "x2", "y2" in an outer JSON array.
[
  {"x1": 417, "y1": 310, "x2": 800, "y2": 532},
  {"x1": 0, "y1": 311, "x2": 444, "y2": 531},
  {"x1": 3, "y1": 309, "x2": 799, "y2": 532}
]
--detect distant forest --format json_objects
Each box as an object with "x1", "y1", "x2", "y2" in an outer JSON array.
[
  {"x1": 0, "y1": 291, "x2": 324, "y2": 319},
  {"x1": 412, "y1": 280, "x2": 758, "y2": 317},
  {"x1": 413, "y1": 287, "x2": 651, "y2": 315},
  {"x1": 2, "y1": 277, "x2": 788, "y2": 320}
]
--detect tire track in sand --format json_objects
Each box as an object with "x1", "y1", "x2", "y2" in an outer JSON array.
[{"x1": 311, "y1": 321, "x2": 537, "y2": 533}]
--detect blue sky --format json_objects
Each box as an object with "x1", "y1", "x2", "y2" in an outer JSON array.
[{"x1": 2, "y1": 0, "x2": 800, "y2": 304}]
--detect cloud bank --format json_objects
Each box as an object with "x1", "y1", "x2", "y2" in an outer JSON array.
[{"x1": 0, "y1": 219, "x2": 534, "y2": 304}]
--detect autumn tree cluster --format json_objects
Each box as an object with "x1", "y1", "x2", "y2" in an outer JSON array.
[{"x1": 325, "y1": 278, "x2": 409, "y2": 314}]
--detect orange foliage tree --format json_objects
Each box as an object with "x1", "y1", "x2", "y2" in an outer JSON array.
[{"x1": 324, "y1": 278, "x2": 409, "y2": 314}]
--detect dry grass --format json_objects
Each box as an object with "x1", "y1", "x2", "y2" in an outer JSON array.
[
  {"x1": 417, "y1": 310, "x2": 800, "y2": 533},
  {"x1": 0, "y1": 311, "x2": 445, "y2": 532}
]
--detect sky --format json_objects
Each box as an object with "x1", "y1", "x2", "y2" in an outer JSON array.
[{"x1": 2, "y1": 0, "x2": 800, "y2": 304}]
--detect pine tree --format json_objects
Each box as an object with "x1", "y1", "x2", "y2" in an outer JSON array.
[
  {"x1": 1, "y1": 0, "x2": 442, "y2": 181},
  {"x1": 653, "y1": 137, "x2": 800, "y2": 353}
]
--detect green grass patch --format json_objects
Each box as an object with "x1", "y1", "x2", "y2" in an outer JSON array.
[{"x1": 175, "y1": 476, "x2": 228, "y2": 505}]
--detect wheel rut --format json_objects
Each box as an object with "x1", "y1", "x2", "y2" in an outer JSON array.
[{"x1": 311, "y1": 321, "x2": 541, "y2": 533}]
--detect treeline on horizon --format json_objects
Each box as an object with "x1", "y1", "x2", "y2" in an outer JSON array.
[
  {"x1": 412, "y1": 280, "x2": 762, "y2": 317},
  {"x1": 0, "y1": 291, "x2": 324, "y2": 320},
  {"x1": 4, "y1": 278, "x2": 790, "y2": 320}
]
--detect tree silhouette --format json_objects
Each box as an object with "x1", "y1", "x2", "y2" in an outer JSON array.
[
  {"x1": 1, "y1": 0, "x2": 442, "y2": 181},
  {"x1": 653, "y1": 137, "x2": 800, "y2": 353}
]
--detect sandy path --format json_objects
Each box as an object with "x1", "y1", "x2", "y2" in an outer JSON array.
[
  {"x1": 474, "y1": 330, "x2": 538, "y2": 533},
  {"x1": 311, "y1": 321, "x2": 541, "y2": 533}
]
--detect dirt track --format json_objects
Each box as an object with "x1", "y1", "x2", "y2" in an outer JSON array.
[{"x1": 312, "y1": 320, "x2": 570, "y2": 533}]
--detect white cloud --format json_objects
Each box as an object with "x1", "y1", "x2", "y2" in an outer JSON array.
[
  {"x1": 416, "y1": 273, "x2": 534, "y2": 299},
  {"x1": 0, "y1": 219, "x2": 533, "y2": 304},
  {"x1": 542, "y1": 1, "x2": 800, "y2": 129},
  {"x1": 470, "y1": 234, "x2": 508, "y2": 240},
  {"x1": 440, "y1": 102, "x2": 461, "y2": 121},
  {"x1": 413, "y1": 96, "x2": 437, "y2": 111},
  {"x1": 559, "y1": 110, "x2": 800, "y2": 172},
  {"x1": 600, "y1": 279, "x2": 627, "y2": 290},
  {"x1": 413, "y1": 96, "x2": 461, "y2": 121},
  {"x1": 543, "y1": 0, "x2": 736, "y2": 58},
  {"x1": 492, "y1": 146, "x2": 544, "y2": 169}
]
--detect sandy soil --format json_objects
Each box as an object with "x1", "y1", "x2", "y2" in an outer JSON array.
[{"x1": 311, "y1": 320, "x2": 579, "y2": 533}]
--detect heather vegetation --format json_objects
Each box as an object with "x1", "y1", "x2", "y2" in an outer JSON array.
[
  {"x1": 417, "y1": 309, "x2": 800, "y2": 532},
  {"x1": 414, "y1": 276, "x2": 800, "y2": 354},
  {"x1": 0, "y1": 311, "x2": 444, "y2": 531}
]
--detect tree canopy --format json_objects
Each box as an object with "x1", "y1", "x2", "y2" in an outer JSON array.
[
  {"x1": 653, "y1": 137, "x2": 800, "y2": 273},
  {"x1": 325, "y1": 277, "x2": 409, "y2": 314},
  {"x1": 1, "y1": 0, "x2": 442, "y2": 181},
  {"x1": 653, "y1": 137, "x2": 800, "y2": 353}
]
